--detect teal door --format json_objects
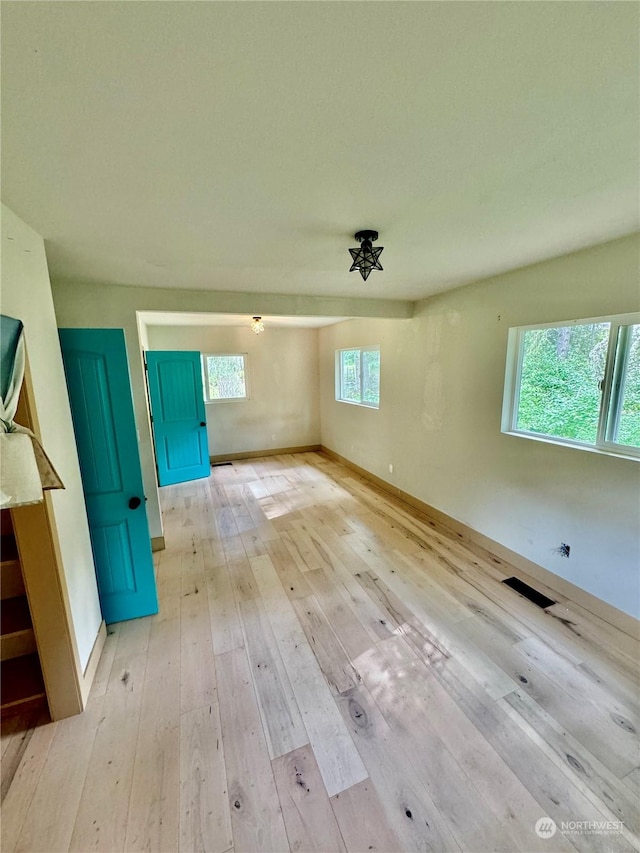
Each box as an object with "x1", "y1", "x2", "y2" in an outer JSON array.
[
  {"x1": 59, "y1": 328, "x2": 158, "y2": 624},
  {"x1": 146, "y1": 351, "x2": 210, "y2": 486}
]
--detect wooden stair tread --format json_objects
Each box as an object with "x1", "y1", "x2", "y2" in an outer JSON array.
[
  {"x1": 0, "y1": 597, "x2": 32, "y2": 637},
  {"x1": 0, "y1": 560, "x2": 25, "y2": 600},
  {"x1": 1, "y1": 628, "x2": 37, "y2": 662},
  {"x1": 1, "y1": 654, "x2": 45, "y2": 709}
]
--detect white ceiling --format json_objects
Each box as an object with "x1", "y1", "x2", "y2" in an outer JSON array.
[
  {"x1": 138, "y1": 311, "x2": 348, "y2": 330},
  {"x1": 2, "y1": 2, "x2": 638, "y2": 302}
]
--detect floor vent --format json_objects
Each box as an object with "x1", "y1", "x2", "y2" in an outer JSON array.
[
  {"x1": 211, "y1": 461, "x2": 233, "y2": 468},
  {"x1": 501, "y1": 577, "x2": 555, "y2": 609}
]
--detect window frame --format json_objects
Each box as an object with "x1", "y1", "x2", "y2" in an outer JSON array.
[
  {"x1": 501, "y1": 312, "x2": 640, "y2": 460},
  {"x1": 335, "y1": 345, "x2": 380, "y2": 409},
  {"x1": 201, "y1": 352, "x2": 250, "y2": 403}
]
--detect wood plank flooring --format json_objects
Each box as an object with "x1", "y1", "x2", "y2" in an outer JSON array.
[{"x1": 2, "y1": 451, "x2": 639, "y2": 853}]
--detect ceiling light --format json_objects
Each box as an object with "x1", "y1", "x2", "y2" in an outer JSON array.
[
  {"x1": 250, "y1": 316, "x2": 265, "y2": 335},
  {"x1": 348, "y1": 230, "x2": 384, "y2": 282}
]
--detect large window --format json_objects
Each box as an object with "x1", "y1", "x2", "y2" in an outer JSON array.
[
  {"x1": 502, "y1": 314, "x2": 639, "y2": 458},
  {"x1": 336, "y1": 346, "x2": 380, "y2": 408},
  {"x1": 202, "y1": 354, "x2": 248, "y2": 402}
]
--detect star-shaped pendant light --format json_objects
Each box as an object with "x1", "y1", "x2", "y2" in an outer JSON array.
[{"x1": 349, "y1": 230, "x2": 384, "y2": 282}]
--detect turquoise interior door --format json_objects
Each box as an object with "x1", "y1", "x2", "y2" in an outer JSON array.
[
  {"x1": 59, "y1": 328, "x2": 158, "y2": 624},
  {"x1": 145, "y1": 351, "x2": 210, "y2": 486}
]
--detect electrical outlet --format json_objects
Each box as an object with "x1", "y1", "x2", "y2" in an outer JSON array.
[
  {"x1": 389, "y1": 463, "x2": 393, "y2": 474},
  {"x1": 271, "y1": 434, "x2": 276, "y2": 442}
]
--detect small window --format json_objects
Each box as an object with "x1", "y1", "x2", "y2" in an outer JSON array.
[
  {"x1": 336, "y1": 346, "x2": 380, "y2": 408},
  {"x1": 502, "y1": 314, "x2": 639, "y2": 458},
  {"x1": 202, "y1": 354, "x2": 248, "y2": 402}
]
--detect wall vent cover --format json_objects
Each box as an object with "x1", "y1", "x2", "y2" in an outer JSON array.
[{"x1": 502, "y1": 577, "x2": 555, "y2": 609}]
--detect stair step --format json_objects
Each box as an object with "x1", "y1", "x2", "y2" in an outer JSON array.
[
  {"x1": 1, "y1": 628, "x2": 37, "y2": 662},
  {"x1": 0, "y1": 515, "x2": 46, "y2": 717},
  {"x1": 0, "y1": 530, "x2": 24, "y2": 600},
  {"x1": 1, "y1": 654, "x2": 45, "y2": 711},
  {"x1": 0, "y1": 560, "x2": 25, "y2": 600}
]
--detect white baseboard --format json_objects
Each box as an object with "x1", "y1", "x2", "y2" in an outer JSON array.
[
  {"x1": 79, "y1": 620, "x2": 107, "y2": 707},
  {"x1": 210, "y1": 444, "x2": 321, "y2": 463}
]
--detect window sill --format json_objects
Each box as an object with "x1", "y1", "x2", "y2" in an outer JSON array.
[
  {"x1": 502, "y1": 430, "x2": 640, "y2": 462},
  {"x1": 336, "y1": 399, "x2": 379, "y2": 410}
]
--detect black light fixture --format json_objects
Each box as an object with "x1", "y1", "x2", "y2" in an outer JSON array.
[{"x1": 348, "y1": 230, "x2": 384, "y2": 282}]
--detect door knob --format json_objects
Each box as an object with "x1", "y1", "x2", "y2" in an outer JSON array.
[
  {"x1": 128, "y1": 496, "x2": 142, "y2": 510},
  {"x1": 200, "y1": 422, "x2": 206, "y2": 427}
]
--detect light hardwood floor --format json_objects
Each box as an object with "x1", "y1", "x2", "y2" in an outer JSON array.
[{"x1": 2, "y1": 451, "x2": 639, "y2": 853}]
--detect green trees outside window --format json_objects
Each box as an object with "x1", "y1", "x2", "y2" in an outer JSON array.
[
  {"x1": 517, "y1": 323, "x2": 610, "y2": 443},
  {"x1": 203, "y1": 354, "x2": 247, "y2": 401},
  {"x1": 337, "y1": 347, "x2": 380, "y2": 408},
  {"x1": 504, "y1": 316, "x2": 639, "y2": 456}
]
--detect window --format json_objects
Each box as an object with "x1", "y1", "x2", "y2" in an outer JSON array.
[
  {"x1": 202, "y1": 354, "x2": 248, "y2": 402},
  {"x1": 336, "y1": 346, "x2": 380, "y2": 408},
  {"x1": 502, "y1": 314, "x2": 639, "y2": 458}
]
